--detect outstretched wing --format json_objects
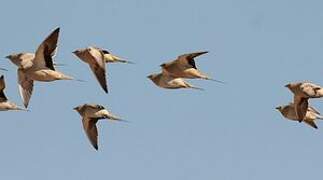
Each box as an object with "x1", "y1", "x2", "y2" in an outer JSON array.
[
  {"x1": 82, "y1": 117, "x2": 99, "y2": 150},
  {"x1": 177, "y1": 51, "x2": 208, "y2": 69},
  {"x1": 86, "y1": 48, "x2": 108, "y2": 93},
  {"x1": 18, "y1": 69, "x2": 34, "y2": 108},
  {"x1": 0, "y1": 75, "x2": 7, "y2": 102},
  {"x1": 294, "y1": 96, "x2": 308, "y2": 122},
  {"x1": 34, "y1": 27, "x2": 60, "y2": 70}
]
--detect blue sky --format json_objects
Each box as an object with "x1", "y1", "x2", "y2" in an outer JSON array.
[{"x1": 0, "y1": 0, "x2": 323, "y2": 179}]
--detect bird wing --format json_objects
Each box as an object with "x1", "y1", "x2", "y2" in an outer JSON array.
[
  {"x1": 301, "y1": 83, "x2": 321, "y2": 97},
  {"x1": 18, "y1": 69, "x2": 34, "y2": 108},
  {"x1": 34, "y1": 28, "x2": 60, "y2": 70},
  {"x1": 82, "y1": 117, "x2": 99, "y2": 150},
  {"x1": 294, "y1": 96, "x2": 308, "y2": 122},
  {"x1": 177, "y1": 51, "x2": 208, "y2": 69},
  {"x1": 0, "y1": 75, "x2": 7, "y2": 102},
  {"x1": 86, "y1": 48, "x2": 108, "y2": 93},
  {"x1": 304, "y1": 120, "x2": 318, "y2": 129}
]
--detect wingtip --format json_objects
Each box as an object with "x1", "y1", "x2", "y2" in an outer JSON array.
[
  {"x1": 102, "y1": 86, "x2": 108, "y2": 93},
  {"x1": 23, "y1": 102, "x2": 29, "y2": 109},
  {"x1": 54, "y1": 27, "x2": 60, "y2": 32}
]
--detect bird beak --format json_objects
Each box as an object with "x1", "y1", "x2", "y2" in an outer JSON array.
[
  {"x1": 73, "y1": 107, "x2": 78, "y2": 110},
  {"x1": 72, "y1": 50, "x2": 78, "y2": 54},
  {"x1": 275, "y1": 106, "x2": 280, "y2": 110},
  {"x1": 5, "y1": 55, "x2": 10, "y2": 59},
  {"x1": 284, "y1": 84, "x2": 290, "y2": 88}
]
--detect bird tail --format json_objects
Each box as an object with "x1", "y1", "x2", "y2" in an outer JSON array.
[
  {"x1": 204, "y1": 77, "x2": 226, "y2": 84},
  {"x1": 189, "y1": 86, "x2": 204, "y2": 91},
  {"x1": 317, "y1": 115, "x2": 323, "y2": 120},
  {"x1": 108, "y1": 114, "x2": 130, "y2": 123},
  {"x1": 60, "y1": 74, "x2": 86, "y2": 82},
  {"x1": 117, "y1": 59, "x2": 135, "y2": 64},
  {"x1": 53, "y1": 63, "x2": 67, "y2": 67},
  {"x1": 112, "y1": 55, "x2": 135, "y2": 64}
]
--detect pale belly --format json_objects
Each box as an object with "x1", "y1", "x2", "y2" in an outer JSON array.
[
  {"x1": 0, "y1": 102, "x2": 12, "y2": 111},
  {"x1": 160, "y1": 78, "x2": 184, "y2": 89},
  {"x1": 28, "y1": 69, "x2": 61, "y2": 82}
]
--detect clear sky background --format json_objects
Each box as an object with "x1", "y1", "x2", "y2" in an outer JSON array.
[{"x1": 0, "y1": 0, "x2": 323, "y2": 179}]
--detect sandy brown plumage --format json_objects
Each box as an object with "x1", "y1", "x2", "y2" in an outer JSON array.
[
  {"x1": 0, "y1": 75, "x2": 26, "y2": 111},
  {"x1": 6, "y1": 28, "x2": 74, "y2": 108},
  {"x1": 73, "y1": 47, "x2": 108, "y2": 93},
  {"x1": 74, "y1": 104, "x2": 124, "y2": 150},
  {"x1": 147, "y1": 70, "x2": 203, "y2": 90},
  {"x1": 285, "y1": 82, "x2": 323, "y2": 122},
  {"x1": 276, "y1": 103, "x2": 323, "y2": 129},
  {"x1": 160, "y1": 51, "x2": 224, "y2": 83}
]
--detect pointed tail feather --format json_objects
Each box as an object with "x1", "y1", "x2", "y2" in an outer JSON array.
[
  {"x1": 74, "y1": 79, "x2": 87, "y2": 82},
  {"x1": 115, "y1": 119, "x2": 130, "y2": 123},
  {"x1": 117, "y1": 59, "x2": 135, "y2": 64},
  {"x1": 109, "y1": 117, "x2": 130, "y2": 123},
  {"x1": 53, "y1": 63, "x2": 67, "y2": 67},
  {"x1": 190, "y1": 86, "x2": 204, "y2": 91},
  {"x1": 204, "y1": 77, "x2": 226, "y2": 84},
  {"x1": 61, "y1": 75, "x2": 86, "y2": 82}
]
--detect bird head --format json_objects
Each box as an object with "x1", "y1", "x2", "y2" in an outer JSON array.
[
  {"x1": 284, "y1": 83, "x2": 291, "y2": 88},
  {"x1": 275, "y1": 106, "x2": 283, "y2": 112},
  {"x1": 147, "y1": 74, "x2": 154, "y2": 79},
  {"x1": 72, "y1": 49, "x2": 81, "y2": 55},
  {"x1": 5, "y1": 53, "x2": 28, "y2": 68},
  {"x1": 5, "y1": 53, "x2": 22, "y2": 61},
  {"x1": 73, "y1": 105, "x2": 82, "y2": 112}
]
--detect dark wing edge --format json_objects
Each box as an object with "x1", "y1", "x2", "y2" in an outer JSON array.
[
  {"x1": 18, "y1": 69, "x2": 34, "y2": 108},
  {"x1": 82, "y1": 117, "x2": 99, "y2": 150}
]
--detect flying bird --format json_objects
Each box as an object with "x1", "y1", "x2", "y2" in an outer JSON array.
[
  {"x1": 0, "y1": 75, "x2": 26, "y2": 111},
  {"x1": 160, "y1": 51, "x2": 224, "y2": 83},
  {"x1": 147, "y1": 70, "x2": 203, "y2": 90},
  {"x1": 6, "y1": 27, "x2": 75, "y2": 108},
  {"x1": 73, "y1": 47, "x2": 108, "y2": 93},
  {"x1": 285, "y1": 82, "x2": 323, "y2": 122},
  {"x1": 276, "y1": 103, "x2": 323, "y2": 129},
  {"x1": 73, "y1": 103, "x2": 125, "y2": 150}
]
